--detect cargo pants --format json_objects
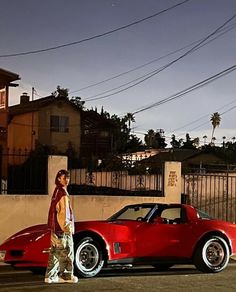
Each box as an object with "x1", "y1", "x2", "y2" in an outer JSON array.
[{"x1": 45, "y1": 232, "x2": 74, "y2": 281}]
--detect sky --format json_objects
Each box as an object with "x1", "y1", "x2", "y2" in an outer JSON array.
[{"x1": 1, "y1": 0, "x2": 236, "y2": 146}]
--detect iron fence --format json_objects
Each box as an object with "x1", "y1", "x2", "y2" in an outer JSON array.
[
  {"x1": 1, "y1": 149, "x2": 236, "y2": 222},
  {"x1": 0, "y1": 148, "x2": 48, "y2": 194},
  {"x1": 68, "y1": 169, "x2": 163, "y2": 196},
  {"x1": 182, "y1": 171, "x2": 236, "y2": 223}
]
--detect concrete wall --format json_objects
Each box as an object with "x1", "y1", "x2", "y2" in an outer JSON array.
[
  {"x1": 0, "y1": 193, "x2": 178, "y2": 245},
  {"x1": 0, "y1": 158, "x2": 181, "y2": 244}
]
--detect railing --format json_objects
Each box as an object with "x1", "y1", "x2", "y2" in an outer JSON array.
[
  {"x1": 0, "y1": 148, "x2": 48, "y2": 194},
  {"x1": 68, "y1": 169, "x2": 163, "y2": 196},
  {"x1": 182, "y1": 171, "x2": 236, "y2": 223}
]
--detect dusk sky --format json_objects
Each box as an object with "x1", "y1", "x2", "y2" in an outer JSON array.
[{"x1": 1, "y1": 0, "x2": 236, "y2": 146}]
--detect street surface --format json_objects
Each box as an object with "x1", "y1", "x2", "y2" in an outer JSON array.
[{"x1": 0, "y1": 263, "x2": 236, "y2": 291}]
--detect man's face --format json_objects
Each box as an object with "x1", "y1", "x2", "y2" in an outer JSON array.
[{"x1": 58, "y1": 174, "x2": 70, "y2": 186}]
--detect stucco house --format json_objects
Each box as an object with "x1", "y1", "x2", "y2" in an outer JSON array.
[{"x1": 7, "y1": 93, "x2": 81, "y2": 156}]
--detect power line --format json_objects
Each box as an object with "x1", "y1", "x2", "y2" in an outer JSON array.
[
  {"x1": 132, "y1": 64, "x2": 236, "y2": 115},
  {"x1": 85, "y1": 13, "x2": 236, "y2": 102},
  {"x1": 71, "y1": 21, "x2": 236, "y2": 95},
  {"x1": 170, "y1": 97, "x2": 236, "y2": 133},
  {"x1": 0, "y1": 0, "x2": 192, "y2": 58}
]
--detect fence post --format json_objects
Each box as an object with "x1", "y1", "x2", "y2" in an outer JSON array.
[{"x1": 48, "y1": 155, "x2": 68, "y2": 196}]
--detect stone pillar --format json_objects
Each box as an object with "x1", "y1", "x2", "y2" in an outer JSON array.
[
  {"x1": 48, "y1": 155, "x2": 68, "y2": 196},
  {"x1": 163, "y1": 161, "x2": 181, "y2": 203}
]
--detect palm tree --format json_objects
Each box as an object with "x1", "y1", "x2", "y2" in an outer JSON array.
[
  {"x1": 210, "y1": 112, "x2": 221, "y2": 143},
  {"x1": 124, "y1": 113, "x2": 135, "y2": 131}
]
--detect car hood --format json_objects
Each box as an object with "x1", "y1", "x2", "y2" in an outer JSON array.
[{"x1": 0, "y1": 224, "x2": 49, "y2": 248}]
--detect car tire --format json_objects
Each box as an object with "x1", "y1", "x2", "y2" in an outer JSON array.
[
  {"x1": 193, "y1": 235, "x2": 230, "y2": 273},
  {"x1": 74, "y1": 236, "x2": 104, "y2": 278}
]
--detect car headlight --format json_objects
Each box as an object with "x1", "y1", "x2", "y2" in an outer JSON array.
[{"x1": 0, "y1": 251, "x2": 6, "y2": 262}]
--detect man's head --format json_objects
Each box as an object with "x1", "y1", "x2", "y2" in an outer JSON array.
[{"x1": 55, "y1": 169, "x2": 70, "y2": 186}]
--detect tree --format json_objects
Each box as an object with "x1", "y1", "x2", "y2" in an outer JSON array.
[
  {"x1": 170, "y1": 134, "x2": 180, "y2": 148},
  {"x1": 52, "y1": 86, "x2": 69, "y2": 98},
  {"x1": 110, "y1": 114, "x2": 142, "y2": 153},
  {"x1": 144, "y1": 129, "x2": 155, "y2": 148},
  {"x1": 181, "y1": 133, "x2": 197, "y2": 149},
  {"x1": 70, "y1": 96, "x2": 85, "y2": 110},
  {"x1": 211, "y1": 136, "x2": 216, "y2": 146},
  {"x1": 210, "y1": 112, "x2": 221, "y2": 143},
  {"x1": 203, "y1": 135, "x2": 207, "y2": 145},
  {"x1": 144, "y1": 129, "x2": 167, "y2": 149},
  {"x1": 123, "y1": 113, "x2": 135, "y2": 131}
]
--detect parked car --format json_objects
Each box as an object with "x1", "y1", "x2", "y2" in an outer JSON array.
[{"x1": 1, "y1": 203, "x2": 236, "y2": 278}]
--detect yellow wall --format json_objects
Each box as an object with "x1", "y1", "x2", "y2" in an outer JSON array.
[
  {"x1": 8, "y1": 101, "x2": 81, "y2": 156},
  {"x1": 8, "y1": 112, "x2": 38, "y2": 152},
  {"x1": 38, "y1": 102, "x2": 81, "y2": 155}
]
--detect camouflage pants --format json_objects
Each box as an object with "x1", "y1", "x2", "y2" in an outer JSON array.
[{"x1": 45, "y1": 232, "x2": 74, "y2": 280}]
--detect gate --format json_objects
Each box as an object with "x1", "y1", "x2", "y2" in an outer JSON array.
[{"x1": 182, "y1": 171, "x2": 236, "y2": 223}]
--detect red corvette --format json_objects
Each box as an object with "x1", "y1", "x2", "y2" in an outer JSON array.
[{"x1": 1, "y1": 203, "x2": 236, "y2": 278}]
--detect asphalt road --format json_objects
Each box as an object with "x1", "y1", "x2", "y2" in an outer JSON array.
[{"x1": 0, "y1": 263, "x2": 236, "y2": 291}]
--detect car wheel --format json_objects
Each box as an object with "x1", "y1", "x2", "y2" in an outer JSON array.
[
  {"x1": 74, "y1": 236, "x2": 104, "y2": 278},
  {"x1": 193, "y1": 236, "x2": 230, "y2": 273}
]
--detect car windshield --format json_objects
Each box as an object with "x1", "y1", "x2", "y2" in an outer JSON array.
[{"x1": 108, "y1": 205, "x2": 154, "y2": 221}]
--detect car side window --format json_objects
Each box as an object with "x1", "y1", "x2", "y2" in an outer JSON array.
[{"x1": 160, "y1": 207, "x2": 182, "y2": 224}]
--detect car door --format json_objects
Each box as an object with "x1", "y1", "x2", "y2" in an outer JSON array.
[{"x1": 135, "y1": 207, "x2": 193, "y2": 258}]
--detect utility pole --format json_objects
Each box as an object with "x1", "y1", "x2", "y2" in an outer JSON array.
[{"x1": 31, "y1": 87, "x2": 35, "y2": 150}]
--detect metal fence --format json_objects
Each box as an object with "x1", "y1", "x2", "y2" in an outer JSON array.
[
  {"x1": 182, "y1": 172, "x2": 236, "y2": 223},
  {"x1": 1, "y1": 149, "x2": 236, "y2": 223},
  {"x1": 0, "y1": 148, "x2": 48, "y2": 194},
  {"x1": 68, "y1": 169, "x2": 163, "y2": 197}
]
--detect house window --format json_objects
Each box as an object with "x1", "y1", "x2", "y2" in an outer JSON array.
[
  {"x1": 0, "y1": 88, "x2": 6, "y2": 109},
  {"x1": 100, "y1": 130, "x2": 109, "y2": 137},
  {"x1": 50, "y1": 115, "x2": 69, "y2": 132}
]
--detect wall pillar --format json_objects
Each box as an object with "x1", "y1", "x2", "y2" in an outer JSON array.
[
  {"x1": 163, "y1": 161, "x2": 181, "y2": 203},
  {"x1": 47, "y1": 155, "x2": 68, "y2": 196}
]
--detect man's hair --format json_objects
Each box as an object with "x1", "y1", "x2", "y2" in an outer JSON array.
[{"x1": 55, "y1": 169, "x2": 70, "y2": 184}]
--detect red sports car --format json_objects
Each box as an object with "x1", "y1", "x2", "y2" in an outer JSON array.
[{"x1": 1, "y1": 203, "x2": 236, "y2": 278}]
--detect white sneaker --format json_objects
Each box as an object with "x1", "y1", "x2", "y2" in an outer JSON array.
[
  {"x1": 59, "y1": 275, "x2": 79, "y2": 283},
  {"x1": 44, "y1": 276, "x2": 59, "y2": 283}
]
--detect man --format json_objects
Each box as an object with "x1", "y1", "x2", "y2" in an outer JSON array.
[{"x1": 45, "y1": 169, "x2": 78, "y2": 284}]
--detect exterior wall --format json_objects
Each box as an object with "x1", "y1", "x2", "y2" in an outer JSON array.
[
  {"x1": 8, "y1": 112, "x2": 38, "y2": 152},
  {"x1": 0, "y1": 194, "x2": 177, "y2": 245},
  {"x1": 0, "y1": 158, "x2": 181, "y2": 244},
  {"x1": 38, "y1": 102, "x2": 81, "y2": 155}
]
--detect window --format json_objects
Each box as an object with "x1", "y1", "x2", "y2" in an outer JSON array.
[
  {"x1": 0, "y1": 88, "x2": 6, "y2": 109},
  {"x1": 50, "y1": 115, "x2": 69, "y2": 133}
]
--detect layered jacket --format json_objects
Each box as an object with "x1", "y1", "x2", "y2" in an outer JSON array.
[{"x1": 47, "y1": 183, "x2": 74, "y2": 236}]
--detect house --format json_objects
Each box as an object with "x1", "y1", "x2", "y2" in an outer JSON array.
[
  {"x1": 137, "y1": 148, "x2": 226, "y2": 173},
  {"x1": 7, "y1": 94, "x2": 81, "y2": 156},
  {"x1": 5, "y1": 93, "x2": 117, "y2": 167},
  {"x1": 0, "y1": 68, "x2": 20, "y2": 180},
  {"x1": 0, "y1": 68, "x2": 20, "y2": 152}
]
